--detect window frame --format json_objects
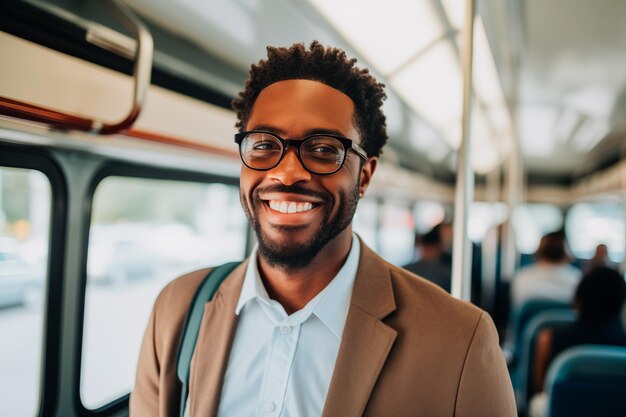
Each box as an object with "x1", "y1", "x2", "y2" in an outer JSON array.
[
  {"x1": 0, "y1": 143, "x2": 68, "y2": 417},
  {"x1": 76, "y1": 160, "x2": 245, "y2": 416}
]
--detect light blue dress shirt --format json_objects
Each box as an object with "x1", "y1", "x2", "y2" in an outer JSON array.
[{"x1": 214, "y1": 234, "x2": 360, "y2": 417}]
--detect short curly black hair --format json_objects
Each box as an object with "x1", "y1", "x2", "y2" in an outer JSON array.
[{"x1": 232, "y1": 41, "x2": 388, "y2": 158}]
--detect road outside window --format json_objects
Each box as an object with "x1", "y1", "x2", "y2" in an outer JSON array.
[{"x1": 0, "y1": 167, "x2": 51, "y2": 417}]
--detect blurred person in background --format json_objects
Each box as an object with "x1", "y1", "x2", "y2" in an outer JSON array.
[
  {"x1": 511, "y1": 231, "x2": 582, "y2": 310},
  {"x1": 584, "y1": 243, "x2": 617, "y2": 273},
  {"x1": 403, "y1": 225, "x2": 451, "y2": 292},
  {"x1": 438, "y1": 221, "x2": 454, "y2": 266}
]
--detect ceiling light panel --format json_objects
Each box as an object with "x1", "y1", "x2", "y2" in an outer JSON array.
[
  {"x1": 390, "y1": 41, "x2": 462, "y2": 148},
  {"x1": 553, "y1": 109, "x2": 581, "y2": 144},
  {"x1": 382, "y1": 93, "x2": 405, "y2": 136},
  {"x1": 441, "y1": 124, "x2": 462, "y2": 149},
  {"x1": 519, "y1": 105, "x2": 558, "y2": 157},
  {"x1": 563, "y1": 86, "x2": 615, "y2": 120},
  {"x1": 470, "y1": 107, "x2": 500, "y2": 173},
  {"x1": 473, "y1": 18, "x2": 506, "y2": 107},
  {"x1": 409, "y1": 116, "x2": 441, "y2": 152},
  {"x1": 427, "y1": 141, "x2": 452, "y2": 163},
  {"x1": 487, "y1": 104, "x2": 512, "y2": 134},
  {"x1": 308, "y1": 0, "x2": 445, "y2": 75},
  {"x1": 570, "y1": 118, "x2": 610, "y2": 152}
]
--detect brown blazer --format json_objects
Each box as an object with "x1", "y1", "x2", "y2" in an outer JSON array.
[{"x1": 130, "y1": 240, "x2": 516, "y2": 417}]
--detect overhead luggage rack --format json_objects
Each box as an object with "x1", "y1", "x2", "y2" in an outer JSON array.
[{"x1": 0, "y1": 0, "x2": 153, "y2": 135}]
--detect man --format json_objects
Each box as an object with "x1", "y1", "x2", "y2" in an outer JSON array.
[
  {"x1": 403, "y1": 225, "x2": 452, "y2": 292},
  {"x1": 131, "y1": 42, "x2": 516, "y2": 417}
]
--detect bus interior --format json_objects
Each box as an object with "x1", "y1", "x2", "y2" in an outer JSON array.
[{"x1": 1, "y1": 0, "x2": 626, "y2": 416}]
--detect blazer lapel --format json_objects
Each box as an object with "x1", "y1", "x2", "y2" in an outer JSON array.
[
  {"x1": 322, "y1": 241, "x2": 397, "y2": 417},
  {"x1": 188, "y1": 261, "x2": 247, "y2": 417}
]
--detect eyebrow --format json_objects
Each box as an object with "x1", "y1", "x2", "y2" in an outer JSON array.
[{"x1": 249, "y1": 124, "x2": 350, "y2": 139}]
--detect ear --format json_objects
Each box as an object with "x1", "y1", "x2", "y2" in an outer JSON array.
[{"x1": 358, "y1": 157, "x2": 377, "y2": 198}]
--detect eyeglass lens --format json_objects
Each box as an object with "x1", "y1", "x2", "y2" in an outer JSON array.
[{"x1": 240, "y1": 132, "x2": 346, "y2": 174}]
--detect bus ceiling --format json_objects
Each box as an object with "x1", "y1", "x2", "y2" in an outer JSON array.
[{"x1": 1, "y1": 0, "x2": 626, "y2": 189}]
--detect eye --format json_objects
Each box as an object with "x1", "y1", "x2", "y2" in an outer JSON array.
[
  {"x1": 310, "y1": 144, "x2": 340, "y2": 154},
  {"x1": 252, "y1": 141, "x2": 281, "y2": 151},
  {"x1": 304, "y1": 137, "x2": 344, "y2": 158}
]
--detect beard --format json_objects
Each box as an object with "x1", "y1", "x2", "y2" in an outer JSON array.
[{"x1": 240, "y1": 179, "x2": 360, "y2": 273}]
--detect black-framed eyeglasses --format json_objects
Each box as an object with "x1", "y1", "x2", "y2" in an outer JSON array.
[{"x1": 234, "y1": 130, "x2": 368, "y2": 175}]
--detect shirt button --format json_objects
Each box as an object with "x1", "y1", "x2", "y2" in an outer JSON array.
[
  {"x1": 280, "y1": 325, "x2": 291, "y2": 334},
  {"x1": 264, "y1": 401, "x2": 276, "y2": 413}
]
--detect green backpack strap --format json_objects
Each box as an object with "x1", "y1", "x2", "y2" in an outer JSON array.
[{"x1": 176, "y1": 261, "x2": 240, "y2": 417}]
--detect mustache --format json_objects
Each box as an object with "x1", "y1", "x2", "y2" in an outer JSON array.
[{"x1": 253, "y1": 184, "x2": 331, "y2": 203}]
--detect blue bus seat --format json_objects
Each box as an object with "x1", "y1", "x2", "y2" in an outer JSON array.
[
  {"x1": 510, "y1": 299, "x2": 572, "y2": 365},
  {"x1": 515, "y1": 309, "x2": 576, "y2": 416},
  {"x1": 546, "y1": 345, "x2": 626, "y2": 417}
]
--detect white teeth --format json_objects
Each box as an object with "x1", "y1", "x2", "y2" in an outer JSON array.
[
  {"x1": 297, "y1": 203, "x2": 307, "y2": 213},
  {"x1": 268, "y1": 200, "x2": 314, "y2": 214}
]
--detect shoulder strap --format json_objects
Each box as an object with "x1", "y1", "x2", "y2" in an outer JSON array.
[{"x1": 176, "y1": 261, "x2": 240, "y2": 417}]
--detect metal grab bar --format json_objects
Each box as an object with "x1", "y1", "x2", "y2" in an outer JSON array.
[
  {"x1": 450, "y1": 0, "x2": 476, "y2": 301},
  {"x1": 98, "y1": 0, "x2": 153, "y2": 134},
  {"x1": 0, "y1": 0, "x2": 153, "y2": 135}
]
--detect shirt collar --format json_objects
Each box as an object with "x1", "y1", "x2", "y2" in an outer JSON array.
[
  {"x1": 235, "y1": 234, "x2": 360, "y2": 340},
  {"x1": 235, "y1": 244, "x2": 269, "y2": 315},
  {"x1": 312, "y1": 234, "x2": 359, "y2": 338}
]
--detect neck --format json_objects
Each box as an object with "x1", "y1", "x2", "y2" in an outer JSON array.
[{"x1": 257, "y1": 228, "x2": 354, "y2": 315}]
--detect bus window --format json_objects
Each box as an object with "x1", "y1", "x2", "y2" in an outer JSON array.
[
  {"x1": 379, "y1": 200, "x2": 415, "y2": 266},
  {"x1": 0, "y1": 167, "x2": 51, "y2": 417},
  {"x1": 353, "y1": 197, "x2": 379, "y2": 252},
  {"x1": 468, "y1": 202, "x2": 507, "y2": 243},
  {"x1": 413, "y1": 201, "x2": 446, "y2": 235},
  {"x1": 512, "y1": 203, "x2": 563, "y2": 255},
  {"x1": 81, "y1": 176, "x2": 247, "y2": 409},
  {"x1": 565, "y1": 202, "x2": 625, "y2": 263}
]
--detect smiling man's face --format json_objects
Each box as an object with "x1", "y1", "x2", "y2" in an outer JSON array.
[{"x1": 239, "y1": 79, "x2": 376, "y2": 271}]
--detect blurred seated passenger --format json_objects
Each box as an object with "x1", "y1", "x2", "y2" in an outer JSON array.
[
  {"x1": 403, "y1": 226, "x2": 451, "y2": 292},
  {"x1": 438, "y1": 221, "x2": 454, "y2": 266},
  {"x1": 436, "y1": 221, "x2": 483, "y2": 303},
  {"x1": 529, "y1": 266, "x2": 626, "y2": 417},
  {"x1": 511, "y1": 232, "x2": 581, "y2": 310},
  {"x1": 584, "y1": 243, "x2": 617, "y2": 273}
]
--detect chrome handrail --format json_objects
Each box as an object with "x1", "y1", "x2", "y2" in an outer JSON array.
[
  {"x1": 0, "y1": 0, "x2": 153, "y2": 135},
  {"x1": 98, "y1": 0, "x2": 153, "y2": 134}
]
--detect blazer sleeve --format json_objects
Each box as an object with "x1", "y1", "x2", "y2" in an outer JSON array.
[
  {"x1": 454, "y1": 312, "x2": 517, "y2": 417},
  {"x1": 129, "y1": 285, "x2": 184, "y2": 417},
  {"x1": 129, "y1": 271, "x2": 208, "y2": 417},
  {"x1": 129, "y1": 298, "x2": 162, "y2": 417}
]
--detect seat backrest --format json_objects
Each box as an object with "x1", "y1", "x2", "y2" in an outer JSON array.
[
  {"x1": 512, "y1": 299, "x2": 571, "y2": 362},
  {"x1": 515, "y1": 309, "x2": 576, "y2": 416},
  {"x1": 546, "y1": 345, "x2": 626, "y2": 417}
]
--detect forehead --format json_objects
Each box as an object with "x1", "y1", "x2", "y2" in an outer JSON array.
[{"x1": 247, "y1": 79, "x2": 358, "y2": 139}]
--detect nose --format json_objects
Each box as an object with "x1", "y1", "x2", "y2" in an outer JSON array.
[{"x1": 267, "y1": 148, "x2": 312, "y2": 185}]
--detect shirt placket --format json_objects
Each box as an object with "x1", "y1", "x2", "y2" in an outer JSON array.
[{"x1": 257, "y1": 322, "x2": 302, "y2": 417}]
